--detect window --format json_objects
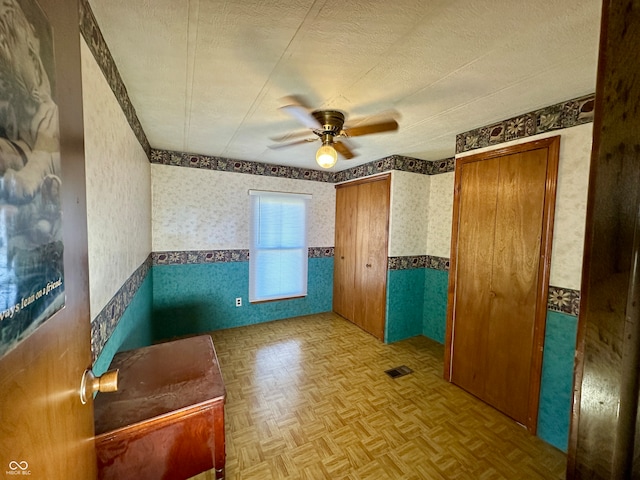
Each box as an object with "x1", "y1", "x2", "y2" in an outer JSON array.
[{"x1": 249, "y1": 190, "x2": 310, "y2": 302}]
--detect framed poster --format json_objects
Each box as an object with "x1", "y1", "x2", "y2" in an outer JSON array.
[{"x1": 0, "y1": 0, "x2": 64, "y2": 357}]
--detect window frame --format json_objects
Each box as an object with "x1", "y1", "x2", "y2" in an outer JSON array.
[{"x1": 248, "y1": 189, "x2": 311, "y2": 303}]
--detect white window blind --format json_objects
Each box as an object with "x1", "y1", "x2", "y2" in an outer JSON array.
[{"x1": 249, "y1": 190, "x2": 310, "y2": 302}]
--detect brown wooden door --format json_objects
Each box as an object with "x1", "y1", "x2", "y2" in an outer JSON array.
[
  {"x1": 354, "y1": 177, "x2": 390, "y2": 340},
  {"x1": 334, "y1": 184, "x2": 358, "y2": 321},
  {"x1": 0, "y1": 1, "x2": 96, "y2": 477},
  {"x1": 333, "y1": 174, "x2": 389, "y2": 341},
  {"x1": 446, "y1": 137, "x2": 559, "y2": 431}
]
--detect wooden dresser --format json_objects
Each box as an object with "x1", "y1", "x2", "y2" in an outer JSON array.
[{"x1": 93, "y1": 335, "x2": 226, "y2": 479}]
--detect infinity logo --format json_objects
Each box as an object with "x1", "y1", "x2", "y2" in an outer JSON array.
[{"x1": 8, "y1": 461, "x2": 28, "y2": 471}]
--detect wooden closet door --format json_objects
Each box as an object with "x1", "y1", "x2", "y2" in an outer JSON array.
[
  {"x1": 449, "y1": 158, "x2": 500, "y2": 398},
  {"x1": 446, "y1": 137, "x2": 559, "y2": 431},
  {"x1": 333, "y1": 174, "x2": 390, "y2": 341},
  {"x1": 333, "y1": 185, "x2": 358, "y2": 320},
  {"x1": 484, "y1": 150, "x2": 548, "y2": 423},
  {"x1": 354, "y1": 176, "x2": 390, "y2": 340}
]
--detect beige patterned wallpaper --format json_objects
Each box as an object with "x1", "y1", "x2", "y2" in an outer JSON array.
[
  {"x1": 81, "y1": 39, "x2": 152, "y2": 320},
  {"x1": 548, "y1": 124, "x2": 592, "y2": 290},
  {"x1": 456, "y1": 123, "x2": 593, "y2": 290},
  {"x1": 389, "y1": 171, "x2": 430, "y2": 257},
  {"x1": 151, "y1": 164, "x2": 336, "y2": 251},
  {"x1": 426, "y1": 172, "x2": 455, "y2": 258}
]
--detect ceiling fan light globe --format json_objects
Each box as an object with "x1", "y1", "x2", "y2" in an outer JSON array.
[{"x1": 316, "y1": 145, "x2": 338, "y2": 168}]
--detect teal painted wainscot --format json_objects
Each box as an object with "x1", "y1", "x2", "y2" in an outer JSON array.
[
  {"x1": 386, "y1": 266, "x2": 425, "y2": 343},
  {"x1": 422, "y1": 259, "x2": 449, "y2": 344},
  {"x1": 91, "y1": 249, "x2": 333, "y2": 375},
  {"x1": 151, "y1": 248, "x2": 334, "y2": 341},
  {"x1": 92, "y1": 257, "x2": 153, "y2": 376},
  {"x1": 385, "y1": 255, "x2": 449, "y2": 344},
  {"x1": 537, "y1": 287, "x2": 580, "y2": 452}
]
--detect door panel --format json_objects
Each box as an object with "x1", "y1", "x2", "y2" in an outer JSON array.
[
  {"x1": 446, "y1": 138, "x2": 559, "y2": 431},
  {"x1": 357, "y1": 177, "x2": 390, "y2": 340},
  {"x1": 333, "y1": 184, "x2": 358, "y2": 320},
  {"x1": 333, "y1": 175, "x2": 389, "y2": 341},
  {"x1": 484, "y1": 150, "x2": 548, "y2": 423},
  {"x1": 450, "y1": 159, "x2": 500, "y2": 399},
  {"x1": 0, "y1": 0, "x2": 95, "y2": 477},
  {"x1": 354, "y1": 181, "x2": 371, "y2": 331}
]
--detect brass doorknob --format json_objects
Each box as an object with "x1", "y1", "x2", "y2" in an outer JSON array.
[{"x1": 80, "y1": 368, "x2": 119, "y2": 404}]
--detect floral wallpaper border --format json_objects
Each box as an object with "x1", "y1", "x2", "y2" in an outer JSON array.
[
  {"x1": 388, "y1": 256, "x2": 579, "y2": 316},
  {"x1": 547, "y1": 285, "x2": 581, "y2": 317},
  {"x1": 91, "y1": 254, "x2": 152, "y2": 361},
  {"x1": 152, "y1": 247, "x2": 335, "y2": 266},
  {"x1": 150, "y1": 150, "x2": 335, "y2": 182},
  {"x1": 334, "y1": 155, "x2": 454, "y2": 182},
  {"x1": 149, "y1": 250, "x2": 579, "y2": 314},
  {"x1": 79, "y1": 0, "x2": 151, "y2": 158},
  {"x1": 456, "y1": 94, "x2": 596, "y2": 154},
  {"x1": 388, "y1": 255, "x2": 450, "y2": 271},
  {"x1": 151, "y1": 149, "x2": 454, "y2": 184}
]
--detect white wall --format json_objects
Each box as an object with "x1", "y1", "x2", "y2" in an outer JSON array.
[
  {"x1": 81, "y1": 39, "x2": 152, "y2": 319},
  {"x1": 455, "y1": 123, "x2": 593, "y2": 289},
  {"x1": 151, "y1": 164, "x2": 336, "y2": 251}
]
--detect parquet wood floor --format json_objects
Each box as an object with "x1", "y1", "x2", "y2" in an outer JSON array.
[{"x1": 191, "y1": 313, "x2": 566, "y2": 479}]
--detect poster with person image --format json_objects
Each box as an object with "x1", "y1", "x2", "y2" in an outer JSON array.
[{"x1": 0, "y1": 0, "x2": 65, "y2": 357}]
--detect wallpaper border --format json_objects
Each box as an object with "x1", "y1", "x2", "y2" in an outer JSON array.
[
  {"x1": 152, "y1": 247, "x2": 335, "y2": 266},
  {"x1": 334, "y1": 156, "x2": 454, "y2": 182},
  {"x1": 388, "y1": 256, "x2": 579, "y2": 316},
  {"x1": 547, "y1": 286, "x2": 581, "y2": 317},
  {"x1": 388, "y1": 255, "x2": 450, "y2": 271},
  {"x1": 151, "y1": 149, "x2": 454, "y2": 183},
  {"x1": 91, "y1": 254, "x2": 152, "y2": 361},
  {"x1": 148, "y1": 250, "x2": 580, "y2": 318},
  {"x1": 456, "y1": 93, "x2": 595, "y2": 154}
]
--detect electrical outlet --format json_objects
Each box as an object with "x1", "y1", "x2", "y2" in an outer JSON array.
[{"x1": 235, "y1": 297, "x2": 242, "y2": 307}]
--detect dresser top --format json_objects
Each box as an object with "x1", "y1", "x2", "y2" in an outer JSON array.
[{"x1": 94, "y1": 335, "x2": 225, "y2": 436}]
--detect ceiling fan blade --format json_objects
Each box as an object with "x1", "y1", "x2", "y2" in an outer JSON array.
[
  {"x1": 333, "y1": 140, "x2": 356, "y2": 159},
  {"x1": 270, "y1": 129, "x2": 318, "y2": 143},
  {"x1": 278, "y1": 96, "x2": 322, "y2": 129},
  {"x1": 343, "y1": 119, "x2": 398, "y2": 137},
  {"x1": 267, "y1": 137, "x2": 317, "y2": 149}
]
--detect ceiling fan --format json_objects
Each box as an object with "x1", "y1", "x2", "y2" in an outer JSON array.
[{"x1": 269, "y1": 96, "x2": 399, "y2": 168}]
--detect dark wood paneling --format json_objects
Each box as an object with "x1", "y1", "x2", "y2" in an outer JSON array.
[{"x1": 568, "y1": 0, "x2": 640, "y2": 477}]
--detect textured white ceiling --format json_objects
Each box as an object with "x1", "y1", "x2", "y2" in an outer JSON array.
[{"x1": 87, "y1": 0, "x2": 601, "y2": 171}]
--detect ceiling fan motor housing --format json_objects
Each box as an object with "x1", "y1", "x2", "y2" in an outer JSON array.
[{"x1": 312, "y1": 110, "x2": 345, "y2": 136}]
